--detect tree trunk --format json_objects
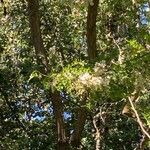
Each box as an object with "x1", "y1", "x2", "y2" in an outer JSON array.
[
  {"x1": 50, "y1": 91, "x2": 70, "y2": 150},
  {"x1": 70, "y1": 1, "x2": 100, "y2": 147},
  {"x1": 27, "y1": 0, "x2": 48, "y2": 73},
  {"x1": 70, "y1": 92, "x2": 87, "y2": 148},
  {"x1": 27, "y1": 1, "x2": 69, "y2": 149},
  {"x1": 87, "y1": 0, "x2": 99, "y2": 61}
]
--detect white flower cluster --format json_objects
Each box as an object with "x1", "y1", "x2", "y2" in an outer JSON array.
[
  {"x1": 79, "y1": 73, "x2": 103, "y2": 86},
  {"x1": 78, "y1": 63, "x2": 110, "y2": 88}
]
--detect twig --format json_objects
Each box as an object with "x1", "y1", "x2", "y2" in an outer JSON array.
[
  {"x1": 93, "y1": 115, "x2": 101, "y2": 150},
  {"x1": 113, "y1": 37, "x2": 124, "y2": 64},
  {"x1": 128, "y1": 96, "x2": 150, "y2": 139}
]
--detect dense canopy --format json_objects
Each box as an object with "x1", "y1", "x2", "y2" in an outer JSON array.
[{"x1": 0, "y1": 0, "x2": 150, "y2": 149}]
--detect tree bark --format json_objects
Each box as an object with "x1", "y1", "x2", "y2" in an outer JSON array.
[
  {"x1": 70, "y1": 1, "x2": 100, "y2": 147},
  {"x1": 27, "y1": 1, "x2": 69, "y2": 149},
  {"x1": 70, "y1": 92, "x2": 87, "y2": 148},
  {"x1": 87, "y1": 0, "x2": 99, "y2": 61},
  {"x1": 27, "y1": 0, "x2": 48, "y2": 73},
  {"x1": 50, "y1": 91, "x2": 70, "y2": 150}
]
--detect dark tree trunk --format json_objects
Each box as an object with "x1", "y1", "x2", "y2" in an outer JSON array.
[
  {"x1": 50, "y1": 91, "x2": 70, "y2": 150},
  {"x1": 70, "y1": 92, "x2": 87, "y2": 148},
  {"x1": 27, "y1": 0, "x2": 48, "y2": 73},
  {"x1": 87, "y1": 0, "x2": 99, "y2": 61},
  {"x1": 70, "y1": 1, "x2": 100, "y2": 147},
  {"x1": 27, "y1": 1, "x2": 69, "y2": 149}
]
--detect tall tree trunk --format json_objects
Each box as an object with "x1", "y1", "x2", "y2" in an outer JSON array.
[
  {"x1": 70, "y1": 1, "x2": 100, "y2": 147},
  {"x1": 27, "y1": 1, "x2": 69, "y2": 149},
  {"x1": 69, "y1": 0, "x2": 100, "y2": 148},
  {"x1": 27, "y1": 0, "x2": 48, "y2": 73},
  {"x1": 70, "y1": 92, "x2": 87, "y2": 148},
  {"x1": 50, "y1": 91, "x2": 70, "y2": 150},
  {"x1": 87, "y1": 0, "x2": 99, "y2": 61}
]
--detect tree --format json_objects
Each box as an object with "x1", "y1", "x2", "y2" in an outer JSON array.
[
  {"x1": 0, "y1": 0, "x2": 150, "y2": 149},
  {"x1": 27, "y1": 0, "x2": 69, "y2": 149}
]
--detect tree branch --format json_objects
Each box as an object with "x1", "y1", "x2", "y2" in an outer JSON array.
[{"x1": 128, "y1": 95, "x2": 150, "y2": 139}]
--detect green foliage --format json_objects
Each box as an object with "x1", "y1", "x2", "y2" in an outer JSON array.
[
  {"x1": 1, "y1": 0, "x2": 150, "y2": 149},
  {"x1": 137, "y1": 92, "x2": 150, "y2": 127},
  {"x1": 44, "y1": 60, "x2": 91, "y2": 93}
]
